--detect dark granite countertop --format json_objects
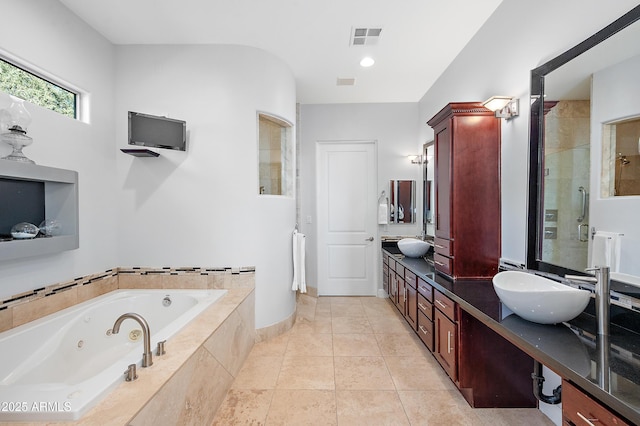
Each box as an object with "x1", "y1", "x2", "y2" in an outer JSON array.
[{"x1": 383, "y1": 248, "x2": 640, "y2": 424}]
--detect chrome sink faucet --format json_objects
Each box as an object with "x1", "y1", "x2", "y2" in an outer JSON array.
[
  {"x1": 565, "y1": 266, "x2": 610, "y2": 336},
  {"x1": 112, "y1": 312, "x2": 153, "y2": 367}
]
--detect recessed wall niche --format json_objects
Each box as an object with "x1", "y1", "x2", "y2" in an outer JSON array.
[
  {"x1": 0, "y1": 161, "x2": 78, "y2": 261},
  {"x1": 602, "y1": 116, "x2": 640, "y2": 197}
]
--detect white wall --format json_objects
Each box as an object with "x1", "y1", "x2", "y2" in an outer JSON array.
[
  {"x1": 0, "y1": 0, "x2": 117, "y2": 298},
  {"x1": 299, "y1": 103, "x2": 422, "y2": 293},
  {"x1": 114, "y1": 45, "x2": 297, "y2": 328}
]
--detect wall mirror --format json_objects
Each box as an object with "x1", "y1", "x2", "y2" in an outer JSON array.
[
  {"x1": 389, "y1": 179, "x2": 416, "y2": 223},
  {"x1": 528, "y1": 5, "x2": 640, "y2": 279},
  {"x1": 423, "y1": 142, "x2": 435, "y2": 236}
]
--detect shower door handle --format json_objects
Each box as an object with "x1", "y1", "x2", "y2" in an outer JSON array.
[
  {"x1": 577, "y1": 186, "x2": 587, "y2": 222},
  {"x1": 578, "y1": 223, "x2": 589, "y2": 242}
]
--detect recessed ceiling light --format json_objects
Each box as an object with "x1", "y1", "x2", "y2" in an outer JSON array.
[{"x1": 360, "y1": 57, "x2": 375, "y2": 67}]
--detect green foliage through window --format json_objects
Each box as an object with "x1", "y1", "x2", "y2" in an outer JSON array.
[{"x1": 0, "y1": 58, "x2": 77, "y2": 119}]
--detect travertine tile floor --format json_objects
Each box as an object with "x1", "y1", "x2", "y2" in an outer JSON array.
[{"x1": 212, "y1": 296, "x2": 555, "y2": 425}]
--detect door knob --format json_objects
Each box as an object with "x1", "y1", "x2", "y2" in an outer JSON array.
[{"x1": 365, "y1": 236, "x2": 374, "y2": 241}]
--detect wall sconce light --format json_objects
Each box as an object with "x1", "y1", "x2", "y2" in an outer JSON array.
[
  {"x1": 409, "y1": 154, "x2": 424, "y2": 164},
  {"x1": 483, "y1": 96, "x2": 519, "y2": 120}
]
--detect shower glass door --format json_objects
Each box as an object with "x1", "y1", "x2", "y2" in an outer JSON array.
[{"x1": 541, "y1": 101, "x2": 590, "y2": 272}]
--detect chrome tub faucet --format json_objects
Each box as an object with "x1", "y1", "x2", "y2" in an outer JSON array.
[{"x1": 111, "y1": 312, "x2": 153, "y2": 367}]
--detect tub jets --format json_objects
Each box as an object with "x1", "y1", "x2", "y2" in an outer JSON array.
[{"x1": 111, "y1": 313, "x2": 153, "y2": 367}]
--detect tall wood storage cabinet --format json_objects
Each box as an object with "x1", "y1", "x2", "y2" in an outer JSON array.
[{"x1": 427, "y1": 102, "x2": 501, "y2": 279}]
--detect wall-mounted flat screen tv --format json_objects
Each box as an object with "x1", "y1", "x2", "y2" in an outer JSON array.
[{"x1": 128, "y1": 111, "x2": 186, "y2": 151}]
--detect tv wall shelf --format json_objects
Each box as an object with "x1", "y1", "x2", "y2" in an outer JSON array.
[
  {"x1": 120, "y1": 148, "x2": 160, "y2": 157},
  {"x1": 0, "y1": 160, "x2": 79, "y2": 261}
]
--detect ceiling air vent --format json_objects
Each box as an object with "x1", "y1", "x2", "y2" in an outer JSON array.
[
  {"x1": 351, "y1": 27, "x2": 382, "y2": 46},
  {"x1": 337, "y1": 78, "x2": 356, "y2": 86}
]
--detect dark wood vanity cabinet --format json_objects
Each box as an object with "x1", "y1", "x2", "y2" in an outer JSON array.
[
  {"x1": 434, "y1": 290, "x2": 458, "y2": 381},
  {"x1": 382, "y1": 250, "x2": 536, "y2": 409},
  {"x1": 387, "y1": 256, "x2": 398, "y2": 304},
  {"x1": 433, "y1": 288, "x2": 537, "y2": 408},
  {"x1": 382, "y1": 254, "x2": 389, "y2": 295},
  {"x1": 562, "y1": 380, "x2": 629, "y2": 426},
  {"x1": 428, "y1": 102, "x2": 501, "y2": 279},
  {"x1": 386, "y1": 254, "x2": 418, "y2": 329},
  {"x1": 417, "y1": 277, "x2": 434, "y2": 351},
  {"x1": 393, "y1": 263, "x2": 405, "y2": 312},
  {"x1": 404, "y1": 270, "x2": 418, "y2": 330}
]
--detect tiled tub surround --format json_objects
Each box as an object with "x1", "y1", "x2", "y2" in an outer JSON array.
[
  {"x1": 0, "y1": 267, "x2": 255, "y2": 333},
  {"x1": 0, "y1": 267, "x2": 256, "y2": 425},
  {"x1": 1, "y1": 288, "x2": 229, "y2": 421}
]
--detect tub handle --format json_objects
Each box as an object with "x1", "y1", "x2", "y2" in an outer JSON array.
[
  {"x1": 124, "y1": 364, "x2": 138, "y2": 381},
  {"x1": 156, "y1": 340, "x2": 166, "y2": 356}
]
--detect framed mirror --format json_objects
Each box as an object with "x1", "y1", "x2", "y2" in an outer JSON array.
[
  {"x1": 389, "y1": 179, "x2": 416, "y2": 223},
  {"x1": 423, "y1": 142, "x2": 435, "y2": 237},
  {"x1": 527, "y1": 5, "x2": 640, "y2": 278}
]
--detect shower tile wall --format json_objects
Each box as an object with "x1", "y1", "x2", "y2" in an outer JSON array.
[{"x1": 542, "y1": 100, "x2": 590, "y2": 271}]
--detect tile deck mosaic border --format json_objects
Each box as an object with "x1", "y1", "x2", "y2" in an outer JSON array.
[{"x1": 0, "y1": 266, "x2": 256, "y2": 333}]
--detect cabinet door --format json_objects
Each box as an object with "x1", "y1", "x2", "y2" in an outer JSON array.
[
  {"x1": 383, "y1": 263, "x2": 389, "y2": 294},
  {"x1": 388, "y1": 269, "x2": 396, "y2": 302},
  {"x1": 395, "y1": 274, "x2": 405, "y2": 312},
  {"x1": 435, "y1": 308, "x2": 457, "y2": 382},
  {"x1": 405, "y1": 284, "x2": 417, "y2": 330},
  {"x1": 434, "y1": 124, "x2": 451, "y2": 239}
]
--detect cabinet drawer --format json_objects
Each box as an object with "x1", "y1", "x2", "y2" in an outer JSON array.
[
  {"x1": 562, "y1": 380, "x2": 629, "y2": 426},
  {"x1": 417, "y1": 293, "x2": 433, "y2": 320},
  {"x1": 388, "y1": 258, "x2": 396, "y2": 272},
  {"x1": 434, "y1": 237, "x2": 452, "y2": 256},
  {"x1": 434, "y1": 253, "x2": 453, "y2": 276},
  {"x1": 383, "y1": 254, "x2": 389, "y2": 266},
  {"x1": 395, "y1": 263, "x2": 405, "y2": 278},
  {"x1": 417, "y1": 277, "x2": 433, "y2": 301},
  {"x1": 434, "y1": 290, "x2": 456, "y2": 321},
  {"x1": 417, "y1": 311, "x2": 434, "y2": 352},
  {"x1": 405, "y1": 270, "x2": 417, "y2": 289}
]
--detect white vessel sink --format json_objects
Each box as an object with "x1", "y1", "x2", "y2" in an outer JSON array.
[
  {"x1": 492, "y1": 270, "x2": 591, "y2": 324},
  {"x1": 397, "y1": 238, "x2": 431, "y2": 258}
]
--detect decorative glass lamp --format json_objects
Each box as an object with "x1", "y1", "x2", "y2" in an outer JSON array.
[{"x1": 1, "y1": 96, "x2": 35, "y2": 164}]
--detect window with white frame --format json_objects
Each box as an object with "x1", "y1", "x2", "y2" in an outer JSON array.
[{"x1": 0, "y1": 58, "x2": 78, "y2": 119}]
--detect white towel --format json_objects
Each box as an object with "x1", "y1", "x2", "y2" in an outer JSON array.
[
  {"x1": 292, "y1": 231, "x2": 307, "y2": 293},
  {"x1": 590, "y1": 231, "x2": 622, "y2": 272},
  {"x1": 378, "y1": 202, "x2": 388, "y2": 225}
]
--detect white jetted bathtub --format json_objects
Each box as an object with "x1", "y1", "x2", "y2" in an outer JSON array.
[{"x1": 0, "y1": 288, "x2": 227, "y2": 421}]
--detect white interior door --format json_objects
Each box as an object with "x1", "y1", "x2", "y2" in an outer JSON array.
[{"x1": 317, "y1": 141, "x2": 377, "y2": 296}]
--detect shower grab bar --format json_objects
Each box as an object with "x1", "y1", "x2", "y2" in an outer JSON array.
[{"x1": 577, "y1": 186, "x2": 587, "y2": 222}]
